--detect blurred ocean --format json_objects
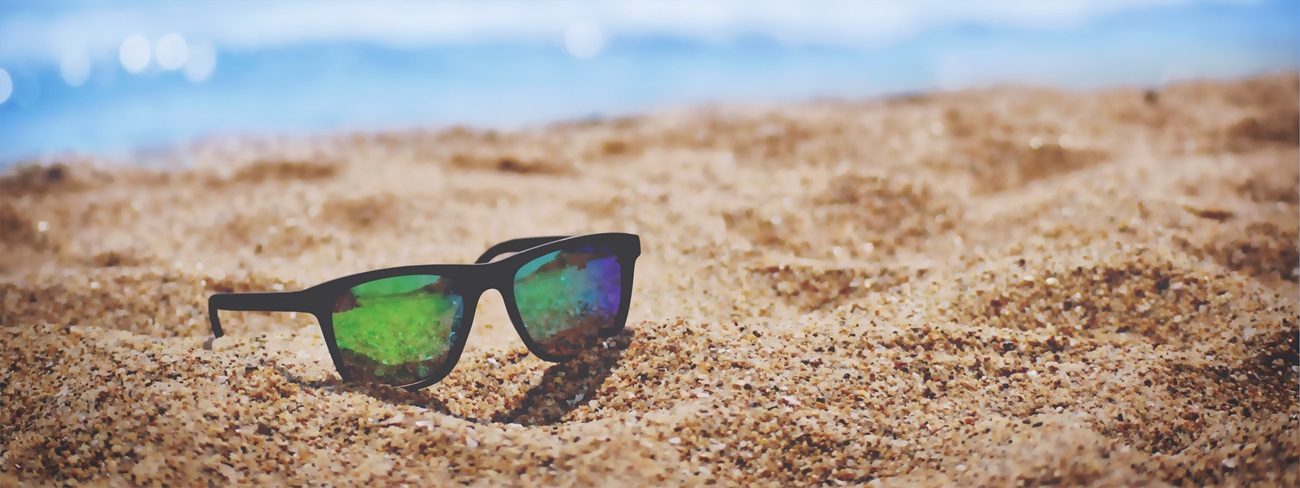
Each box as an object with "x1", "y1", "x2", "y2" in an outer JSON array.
[{"x1": 0, "y1": 0, "x2": 1296, "y2": 166}]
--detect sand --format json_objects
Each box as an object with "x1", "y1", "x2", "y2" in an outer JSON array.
[{"x1": 1, "y1": 72, "x2": 1297, "y2": 487}]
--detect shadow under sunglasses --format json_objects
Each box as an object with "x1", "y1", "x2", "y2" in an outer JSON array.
[{"x1": 274, "y1": 329, "x2": 637, "y2": 427}]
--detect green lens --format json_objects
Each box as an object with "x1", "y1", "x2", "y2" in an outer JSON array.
[
  {"x1": 513, "y1": 244, "x2": 623, "y2": 358},
  {"x1": 331, "y1": 274, "x2": 462, "y2": 386}
]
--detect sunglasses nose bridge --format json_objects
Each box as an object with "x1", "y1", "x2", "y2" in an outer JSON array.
[
  {"x1": 467, "y1": 269, "x2": 523, "y2": 327},
  {"x1": 455, "y1": 271, "x2": 512, "y2": 307}
]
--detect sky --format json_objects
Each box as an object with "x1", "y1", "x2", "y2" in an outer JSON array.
[{"x1": 0, "y1": 0, "x2": 1295, "y2": 166}]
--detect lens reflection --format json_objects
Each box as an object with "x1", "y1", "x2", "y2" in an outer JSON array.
[
  {"x1": 331, "y1": 274, "x2": 462, "y2": 386},
  {"x1": 513, "y1": 245, "x2": 622, "y2": 357}
]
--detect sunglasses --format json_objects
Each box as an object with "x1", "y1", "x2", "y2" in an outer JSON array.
[{"x1": 208, "y1": 233, "x2": 640, "y2": 390}]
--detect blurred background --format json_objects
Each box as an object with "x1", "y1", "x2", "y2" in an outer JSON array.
[{"x1": 0, "y1": 0, "x2": 1295, "y2": 167}]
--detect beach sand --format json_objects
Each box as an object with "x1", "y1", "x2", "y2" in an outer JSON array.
[{"x1": 1, "y1": 72, "x2": 1297, "y2": 486}]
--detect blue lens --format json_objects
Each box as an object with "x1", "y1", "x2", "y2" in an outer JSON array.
[{"x1": 513, "y1": 244, "x2": 622, "y2": 357}]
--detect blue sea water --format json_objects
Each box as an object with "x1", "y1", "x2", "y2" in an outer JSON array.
[{"x1": 0, "y1": 0, "x2": 1295, "y2": 167}]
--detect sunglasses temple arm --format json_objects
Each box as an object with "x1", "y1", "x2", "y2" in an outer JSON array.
[
  {"x1": 207, "y1": 291, "x2": 312, "y2": 338},
  {"x1": 474, "y1": 235, "x2": 572, "y2": 264}
]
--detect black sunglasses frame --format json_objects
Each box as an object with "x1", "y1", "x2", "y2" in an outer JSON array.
[{"x1": 208, "y1": 232, "x2": 641, "y2": 391}]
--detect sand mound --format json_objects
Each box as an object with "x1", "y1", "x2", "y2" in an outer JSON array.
[{"x1": 1, "y1": 73, "x2": 1297, "y2": 486}]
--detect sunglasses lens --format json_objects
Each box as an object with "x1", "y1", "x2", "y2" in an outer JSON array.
[
  {"x1": 330, "y1": 275, "x2": 463, "y2": 386},
  {"x1": 513, "y1": 244, "x2": 623, "y2": 358}
]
